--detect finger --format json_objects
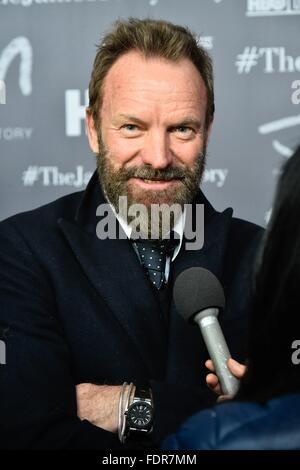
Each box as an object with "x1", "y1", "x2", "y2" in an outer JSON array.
[
  {"x1": 206, "y1": 373, "x2": 222, "y2": 395},
  {"x1": 205, "y1": 359, "x2": 215, "y2": 372},
  {"x1": 206, "y1": 373, "x2": 218, "y2": 388},
  {"x1": 228, "y1": 358, "x2": 246, "y2": 379}
]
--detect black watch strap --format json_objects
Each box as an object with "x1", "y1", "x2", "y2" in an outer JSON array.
[
  {"x1": 124, "y1": 386, "x2": 154, "y2": 442},
  {"x1": 134, "y1": 387, "x2": 152, "y2": 401}
]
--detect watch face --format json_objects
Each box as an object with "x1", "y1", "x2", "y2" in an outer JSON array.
[{"x1": 127, "y1": 401, "x2": 153, "y2": 429}]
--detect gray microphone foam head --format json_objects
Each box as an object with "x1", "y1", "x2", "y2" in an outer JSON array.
[{"x1": 173, "y1": 267, "x2": 225, "y2": 322}]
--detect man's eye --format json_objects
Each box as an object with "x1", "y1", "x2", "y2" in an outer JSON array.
[
  {"x1": 176, "y1": 126, "x2": 191, "y2": 133},
  {"x1": 122, "y1": 124, "x2": 139, "y2": 131},
  {"x1": 174, "y1": 126, "x2": 194, "y2": 138},
  {"x1": 120, "y1": 124, "x2": 143, "y2": 138}
]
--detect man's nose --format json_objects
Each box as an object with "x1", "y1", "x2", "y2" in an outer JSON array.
[{"x1": 141, "y1": 131, "x2": 173, "y2": 169}]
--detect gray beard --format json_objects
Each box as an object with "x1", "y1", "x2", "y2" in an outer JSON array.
[{"x1": 96, "y1": 137, "x2": 206, "y2": 240}]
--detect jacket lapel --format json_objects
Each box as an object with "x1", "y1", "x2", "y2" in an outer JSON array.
[{"x1": 58, "y1": 172, "x2": 167, "y2": 378}]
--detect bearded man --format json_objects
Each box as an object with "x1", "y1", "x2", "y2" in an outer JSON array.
[{"x1": 0, "y1": 18, "x2": 262, "y2": 449}]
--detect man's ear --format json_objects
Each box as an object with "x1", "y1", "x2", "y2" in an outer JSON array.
[{"x1": 86, "y1": 108, "x2": 99, "y2": 153}]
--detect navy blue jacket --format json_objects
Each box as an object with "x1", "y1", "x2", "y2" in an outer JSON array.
[
  {"x1": 0, "y1": 171, "x2": 262, "y2": 449},
  {"x1": 163, "y1": 394, "x2": 300, "y2": 450}
]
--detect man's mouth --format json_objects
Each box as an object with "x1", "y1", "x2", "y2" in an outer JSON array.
[
  {"x1": 143, "y1": 178, "x2": 170, "y2": 183},
  {"x1": 130, "y1": 177, "x2": 182, "y2": 190}
]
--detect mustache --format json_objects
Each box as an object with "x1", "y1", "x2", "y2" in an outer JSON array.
[{"x1": 119, "y1": 165, "x2": 188, "y2": 182}]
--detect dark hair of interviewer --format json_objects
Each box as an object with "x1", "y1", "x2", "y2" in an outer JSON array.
[{"x1": 237, "y1": 145, "x2": 300, "y2": 403}]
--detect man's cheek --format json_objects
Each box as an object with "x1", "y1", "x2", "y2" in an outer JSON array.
[
  {"x1": 171, "y1": 141, "x2": 202, "y2": 166},
  {"x1": 108, "y1": 141, "x2": 141, "y2": 164}
]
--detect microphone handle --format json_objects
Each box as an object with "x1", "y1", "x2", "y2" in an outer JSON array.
[{"x1": 194, "y1": 308, "x2": 240, "y2": 396}]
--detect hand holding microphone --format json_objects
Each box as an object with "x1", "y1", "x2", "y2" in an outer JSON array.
[
  {"x1": 206, "y1": 358, "x2": 246, "y2": 400},
  {"x1": 173, "y1": 267, "x2": 240, "y2": 397}
]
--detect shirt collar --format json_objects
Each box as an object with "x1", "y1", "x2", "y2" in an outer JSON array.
[{"x1": 107, "y1": 196, "x2": 186, "y2": 262}]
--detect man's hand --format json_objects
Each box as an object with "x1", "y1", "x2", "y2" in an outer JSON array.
[
  {"x1": 205, "y1": 358, "x2": 246, "y2": 401},
  {"x1": 76, "y1": 383, "x2": 121, "y2": 433}
]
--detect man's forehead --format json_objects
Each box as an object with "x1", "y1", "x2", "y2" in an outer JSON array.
[
  {"x1": 102, "y1": 94, "x2": 206, "y2": 126},
  {"x1": 102, "y1": 50, "x2": 206, "y2": 96}
]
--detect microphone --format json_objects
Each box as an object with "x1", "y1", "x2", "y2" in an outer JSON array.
[{"x1": 173, "y1": 267, "x2": 240, "y2": 396}]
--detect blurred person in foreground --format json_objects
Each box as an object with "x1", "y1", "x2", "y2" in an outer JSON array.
[{"x1": 163, "y1": 145, "x2": 300, "y2": 450}]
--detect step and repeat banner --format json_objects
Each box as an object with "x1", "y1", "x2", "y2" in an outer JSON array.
[{"x1": 0, "y1": 0, "x2": 299, "y2": 225}]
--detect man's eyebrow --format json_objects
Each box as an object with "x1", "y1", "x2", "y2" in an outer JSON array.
[
  {"x1": 115, "y1": 114, "x2": 202, "y2": 129},
  {"x1": 171, "y1": 118, "x2": 202, "y2": 129},
  {"x1": 116, "y1": 114, "x2": 146, "y2": 125}
]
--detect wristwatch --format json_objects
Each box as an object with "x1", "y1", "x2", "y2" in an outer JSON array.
[{"x1": 124, "y1": 386, "x2": 154, "y2": 440}]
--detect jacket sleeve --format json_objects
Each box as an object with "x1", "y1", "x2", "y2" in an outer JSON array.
[{"x1": 0, "y1": 219, "x2": 121, "y2": 450}]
